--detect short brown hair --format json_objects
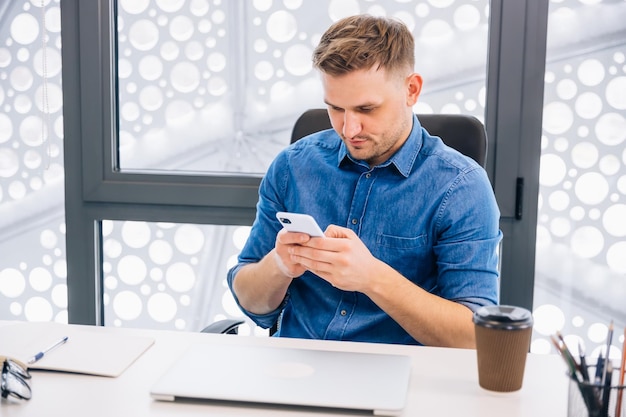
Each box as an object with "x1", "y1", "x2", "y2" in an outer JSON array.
[{"x1": 312, "y1": 15, "x2": 415, "y2": 77}]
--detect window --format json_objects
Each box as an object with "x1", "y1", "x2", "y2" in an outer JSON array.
[
  {"x1": 62, "y1": 0, "x2": 493, "y2": 331},
  {"x1": 531, "y1": 0, "x2": 626, "y2": 356}
]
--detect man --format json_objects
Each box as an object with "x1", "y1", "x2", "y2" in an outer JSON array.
[{"x1": 227, "y1": 15, "x2": 501, "y2": 347}]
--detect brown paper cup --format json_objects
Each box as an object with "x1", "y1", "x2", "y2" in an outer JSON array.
[{"x1": 473, "y1": 305, "x2": 533, "y2": 392}]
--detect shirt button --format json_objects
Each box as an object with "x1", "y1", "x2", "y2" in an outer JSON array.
[
  {"x1": 351, "y1": 219, "x2": 358, "y2": 225},
  {"x1": 365, "y1": 173, "x2": 371, "y2": 179},
  {"x1": 340, "y1": 310, "x2": 347, "y2": 316}
]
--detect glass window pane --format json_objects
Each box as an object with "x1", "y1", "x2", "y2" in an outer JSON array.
[
  {"x1": 0, "y1": 216, "x2": 67, "y2": 322},
  {"x1": 532, "y1": 0, "x2": 626, "y2": 357},
  {"x1": 116, "y1": 0, "x2": 490, "y2": 174},
  {"x1": 101, "y1": 220, "x2": 267, "y2": 336},
  {"x1": 0, "y1": 0, "x2": 67, "y2": 323}
]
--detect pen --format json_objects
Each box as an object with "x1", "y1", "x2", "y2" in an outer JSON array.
[
  {"x1": 601, "y1": 321, "x2": 614, "y2": 386},
  {"x1": 27, "y1": 336, "x2": 69, "y2": 364},
  {"x1": 600, "y1": 361, "x2": 613, "y2": 417},
  {"x1": 578, "y1": 341, "x2": 590, "y2": 382},
  {"x1": 595, "y1": 353, "x2": 605, "y2": 384}
]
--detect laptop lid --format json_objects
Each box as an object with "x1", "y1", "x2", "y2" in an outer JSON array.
[{"x1": 150, "y1": 342, "x2": 411, "y2": 416}]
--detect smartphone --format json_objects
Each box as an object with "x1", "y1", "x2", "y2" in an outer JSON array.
[{"x1": 276, "y1": 212, "x2": 325, "y2": 237}]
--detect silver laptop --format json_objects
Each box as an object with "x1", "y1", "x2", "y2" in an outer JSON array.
[{"x1": 150, "y1": 342, "x2": 411, "y2": 416}]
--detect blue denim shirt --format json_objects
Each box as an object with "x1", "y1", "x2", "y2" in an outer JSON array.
[{"x1": 227, "y1": 115, "x2": 501, "y2": 345}]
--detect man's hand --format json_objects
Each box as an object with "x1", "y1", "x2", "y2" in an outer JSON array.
[
  {"x1": 231, "y1": 228, "x2": 322, "y2": 315},
  {"x1": 274, "y1": 228, "x2": 322, "y2": 278},
  {"x1": 285, "y1": 225, "x2": 381, "y2": 293}
]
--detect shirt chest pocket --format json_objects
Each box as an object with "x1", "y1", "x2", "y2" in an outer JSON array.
[
  {"x1": 374, "y1": 233, "x2": 431, "y2": 281},
  {"x1": 377, "y1": 233, "x2": 428, "y2": 249}
]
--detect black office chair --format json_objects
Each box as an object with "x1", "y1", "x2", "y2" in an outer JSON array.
[
  {"x1": 200, "y1": 319, "x2": 245, "y2": 334},
  {"x1": 291, "y1": 108, "x2": 487, "y2": 167},
  {"x1": 202, "y1": 109, "x2": 488, "y2": 335}
]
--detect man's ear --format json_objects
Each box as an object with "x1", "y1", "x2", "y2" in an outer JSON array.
[{"x1": 406, "y1": 73, "x2": 423, "y2": 106}]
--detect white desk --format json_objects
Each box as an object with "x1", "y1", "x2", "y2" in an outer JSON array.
[{"x1": 1, "y1": 322, "x2": 568, "y2": 416}]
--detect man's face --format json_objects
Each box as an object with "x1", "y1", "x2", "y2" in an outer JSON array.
[{"x1": 321, "y1": 66, "x2": 422, "y2": 167}]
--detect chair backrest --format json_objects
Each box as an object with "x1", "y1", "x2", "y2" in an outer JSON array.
[{"x1": 290, "y1": 108, "x2": 488, "y2": 168}]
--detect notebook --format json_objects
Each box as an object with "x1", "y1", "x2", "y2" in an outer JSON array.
[
  {"x1": 0, "y1": 321, "x2": 154, "y2": 377},
  {"x1": 150, "y1": 342, "x2": 411, "y2": 416}
]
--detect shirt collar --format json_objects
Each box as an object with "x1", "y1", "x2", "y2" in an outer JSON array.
[{"x1": 337, "y1": 114, "x2": 422, "y2": 178}]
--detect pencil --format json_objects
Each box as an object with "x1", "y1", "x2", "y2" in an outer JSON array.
[
  {"x1": 551, "y1": 334, "x2": 579, "y2": 381},
  {"x1": 556, "y1": 332, "x2": 581, "y2": 371},
  {"x1": 616, "y1": 326, "x2": 626, "y2": 417}
]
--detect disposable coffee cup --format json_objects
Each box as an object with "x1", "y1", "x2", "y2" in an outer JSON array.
[{"x1": 473, "y1": 305, "x2": 534, "y2": 392}]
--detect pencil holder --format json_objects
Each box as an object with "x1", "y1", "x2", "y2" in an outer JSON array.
[{"x1": 567, "y1": 371, "x2": 626, "y2": 417}]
